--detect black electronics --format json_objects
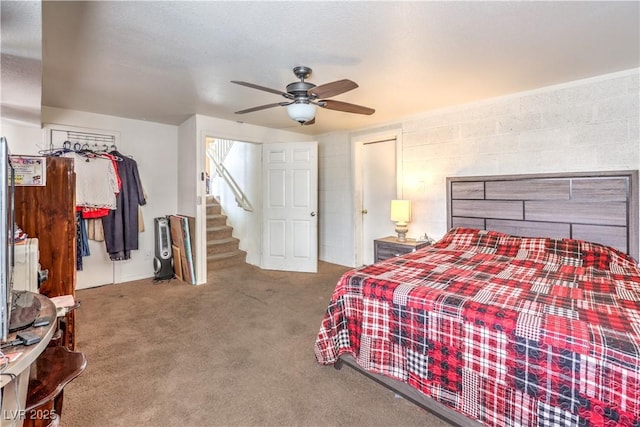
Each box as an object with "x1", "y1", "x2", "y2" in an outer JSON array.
[
  {"x1": 33, "y1": 316, "x2": 52, "y2": 327},
  {"x1": 0, "y1": 137, "x2": 16, "y2": 342},
  {"x1": 153, "y1": 217, "x2": 174, "y2": 280},
  {"x1": 16, "y1": 330, "x2": 40, "y2": 346},
  {"x1": 9, "y1": 291, "x2": 41, "y2": 332}
]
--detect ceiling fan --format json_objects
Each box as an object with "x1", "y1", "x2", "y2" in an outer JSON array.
[{"x1": 231, "y1": 66, "x2": 375, "y2": 125}]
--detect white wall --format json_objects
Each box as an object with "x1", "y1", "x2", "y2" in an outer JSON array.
[
  {"x1": 317, "y1": 69, "x2": 640, "y2": 267},
  {"x1": 1, "y1": 122, "x2": 42, "y2": 153},
  {"x1": 316, "y1": 132, "x2": 355, "y2": 266},
  {"x1": 177, "y1": 116, "x2": 198, "y2": 218},
  {"x1": 216, "y1": 142, "x2": 263, "y2": 266},
  {"x1": 176, "y1": 116, "x2": 205, "y2": 284},
  {"x1": 39, "y1": 107, "x2": 178, "y2": 288}
]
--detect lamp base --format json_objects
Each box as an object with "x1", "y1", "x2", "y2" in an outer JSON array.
[{"x1": 395, "y1": 223, "x2": 408, "y2": 242}]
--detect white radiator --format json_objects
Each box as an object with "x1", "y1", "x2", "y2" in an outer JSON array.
[{"x1": 13, "y1": 238, "x2": 39, "y2": 293}]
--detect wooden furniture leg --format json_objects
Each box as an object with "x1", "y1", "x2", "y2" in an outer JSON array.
[{"x1": 23, "y1": 347, "x2": 87, "y2": 427}]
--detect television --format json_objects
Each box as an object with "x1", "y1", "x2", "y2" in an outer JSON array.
[{"x1": 0, "y1": 136, "x2": 15, "y2": 342}]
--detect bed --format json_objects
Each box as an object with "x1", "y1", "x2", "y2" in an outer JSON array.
[{"x1": 315, "y1": 171, "x2": 640, "y2": 427}]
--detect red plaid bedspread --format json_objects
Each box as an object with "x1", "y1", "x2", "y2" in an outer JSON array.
[{"x1": 315, "y1": 228, "x2": 640, "y2": 426}]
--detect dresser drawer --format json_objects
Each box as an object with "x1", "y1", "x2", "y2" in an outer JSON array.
[
  {"x1": 373, "y1": 237, "x2": 430, "y2": 263},
  {"x1": 375, "y1": 242, "x2": 414, "y2": 260}
]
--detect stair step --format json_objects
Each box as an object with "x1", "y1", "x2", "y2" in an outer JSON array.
[
  {"x1": 206, "y1": 204, "x2": 221, "y2": 215},
  {"x1": 207, "y1": 250, "x2": 246, "y2": 269},
  {"x1": 207, "y1": 237, "x2": 240, "y2": 255},
  {"x1": 207, "y1": 237, "x2": 238, "y2": 245},
  {"x1": 207, "y1": 225, "x2": 233, "y2": 240},
  {"x1": 206, "y1": 213, "x2": 227, "y2": 227},
  {"x1": 205, "y1": 196, "x2": 245, "y2": 269}
]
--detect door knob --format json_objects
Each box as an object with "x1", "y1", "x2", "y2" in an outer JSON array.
[
  {"x1": 362, "y1": 209, "x2": 368, "y2": 214},
  {"x1": 310, "y1": 212, "x2": 316, "y2": 217}
]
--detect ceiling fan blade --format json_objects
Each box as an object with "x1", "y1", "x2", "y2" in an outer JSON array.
[
  {"x1": 235, "y1": 102, "x2": 289, "y2": 114},
  {"x1": 320, "y1": 99, "x2": 375, "y2": 115},
  {"x1": 231, "y1": 81, "x2": 292, "y2": 98},
  {"x1": 309, "y1": 79, "x2": 358, "y2": 99}
]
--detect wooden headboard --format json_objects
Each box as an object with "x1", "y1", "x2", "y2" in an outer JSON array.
[{"x1": 447, "y1": 170, "x2": 639, "y2": 261}]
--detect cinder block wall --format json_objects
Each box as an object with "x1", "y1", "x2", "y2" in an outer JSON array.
[{"x1": 400, "y1": 69, "x2": 639, "y2": 241}]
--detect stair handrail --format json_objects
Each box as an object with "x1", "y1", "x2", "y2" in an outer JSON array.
[
  {"x1": 206, "y1": 145, "x2": 254, "y2": 212},
  {"x1": 211, "y1": 139, "x2": 234, "y2": 175}
]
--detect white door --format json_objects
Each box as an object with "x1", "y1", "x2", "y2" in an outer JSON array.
[
  {"x1": 262, "y1": 142, "x2": 318, "y2": 272},
  {"x1": 362, "y1": 139, "x2": 397, "y2": 265}
]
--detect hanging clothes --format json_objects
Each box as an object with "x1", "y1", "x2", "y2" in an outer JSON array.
[
  {"x1": 86, "y1": 218, "x2": 105, "y2": 241},
  {"x1": 62, "y1": 152, "x2": 119, "y2": 209},
  {"x1": 60, "y1": 150, "x2": 119, "y2": 270},
  {"x1": 102, "y1": 151, "x2": 146, "y2": 261},
  {"x1": 76, "y1": 211, "x2": 90, "y2": 270}
]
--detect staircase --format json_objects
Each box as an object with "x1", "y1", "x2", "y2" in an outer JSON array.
[{"x1": 206, "y1": 196, "x2": 247, "y2": 269}]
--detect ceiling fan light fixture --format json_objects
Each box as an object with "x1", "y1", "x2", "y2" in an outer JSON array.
[
  {"x1": 232, "y1": 66, "x2": 374, "y2": 124},
  {"x1": 286, "y1": 102, "x2": 316, "y2": 124}
]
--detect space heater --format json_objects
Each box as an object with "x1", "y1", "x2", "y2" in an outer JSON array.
[{"x1": 153, "y1": 217, "x2": 174, "y2": 280}]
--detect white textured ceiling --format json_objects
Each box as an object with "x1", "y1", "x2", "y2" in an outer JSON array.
[
  {"x1": 1, "y1": 1, "x2": 42, "y2": 127},
  {"x1": 37, "y1": 1, "x2": 640, "y2": 135}
]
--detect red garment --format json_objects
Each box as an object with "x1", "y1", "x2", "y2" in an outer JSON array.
[{"x1": 80, "y1": 206, "x2": 111, "y2": 219}]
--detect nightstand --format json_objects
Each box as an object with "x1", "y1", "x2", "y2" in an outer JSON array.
[{"x1": 374, "y1": 236, "x2": 431, "y2": 263}]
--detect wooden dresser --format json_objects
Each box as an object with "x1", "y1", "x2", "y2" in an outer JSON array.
[{"x1": 14, "y1": 156, "x2": 77, "y2": 350}]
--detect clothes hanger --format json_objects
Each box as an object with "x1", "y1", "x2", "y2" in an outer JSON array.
[{"x1": 38, "y1": 140, "x2": 79, "y2": 156}]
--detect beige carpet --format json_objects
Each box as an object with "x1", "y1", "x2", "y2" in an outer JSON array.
[{"x1": 61, "y1": 261, "x2": 452, "y2": 427}]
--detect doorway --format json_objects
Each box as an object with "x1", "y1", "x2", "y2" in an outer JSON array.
[
  {"x1": 203, "y1": 136, "x2": 318, "y2": 272},
  {"x1": 353, "y1": 129, "x2": 403, "y2": 266},
  {"x1": 262, "y1": 141, "x2": 318, "y2": 272}
]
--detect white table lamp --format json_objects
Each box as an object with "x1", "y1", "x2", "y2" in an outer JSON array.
[{"x1": 390, "y1": 199, "x2": 411, "y2": 242}]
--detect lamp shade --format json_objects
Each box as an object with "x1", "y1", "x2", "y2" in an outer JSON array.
[
  {"x1": 390, "y1": 199, "x2": 411, "y2": 223},
  {"x1": 286, "y1": 102, "x2": 317, "y2": 123}
]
